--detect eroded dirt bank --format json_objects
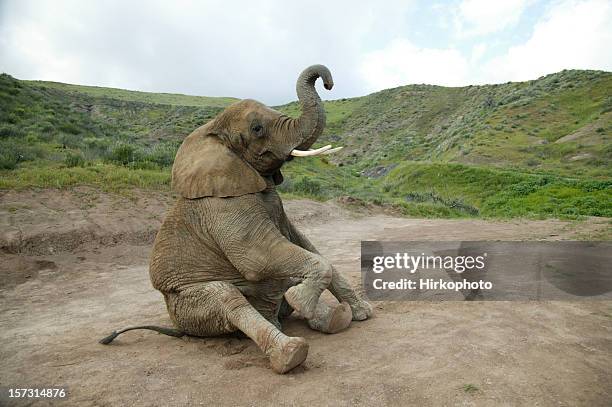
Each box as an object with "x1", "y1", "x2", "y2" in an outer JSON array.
[{"x1": 1, "y1": 189, "x2": 611, "y2": 406}]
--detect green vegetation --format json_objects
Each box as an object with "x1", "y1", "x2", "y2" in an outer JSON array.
[
  {"x1": 279, "y1": 70, "x2": 611, "y2": 179},
  {"x1": 381, "y1": 162, "x2": 611, "y2": 218},
  {"x1": 461, "y1": 384, "x2": 479, "y2": 394},
  {"x1": 0, "y1": 163, "x2": 171, "y2": 192},
  {"x1": 279, "y1": 158, "x2": 611, "y2": 219},
  {"x1": 27, "y1": 80, "x2": 238, "y2": 107},
  {"x1": 1, "y1": 70, "x2": 610, "y2": 219},
  {"x1": 0, "y1": 72, "x2": 222, "y2": 190}
]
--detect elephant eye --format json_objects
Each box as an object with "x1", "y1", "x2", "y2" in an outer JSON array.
[{"x1": 251, "y1": 124, "x2": 264, "y2": 137}]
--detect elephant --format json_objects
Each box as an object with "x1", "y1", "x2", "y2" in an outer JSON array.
[{"x1": 99, "y1": 65, "x2": 372, "y2": 374}]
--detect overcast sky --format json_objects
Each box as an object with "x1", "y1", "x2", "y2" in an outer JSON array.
[{"x1": 1, "y1": 0, "x2": 611, "y2": 104}]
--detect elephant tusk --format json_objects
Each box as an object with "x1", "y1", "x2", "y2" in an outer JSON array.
[
  {"x1": 321, "y1": 146, "x2": 343, "y2": 155},
  {"x1": 290, "y1": 145, "x2": 332, "y2": 157}
]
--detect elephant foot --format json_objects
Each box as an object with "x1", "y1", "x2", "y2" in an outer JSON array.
[
  {"x1": 307, "y1": 301, "x2": 352, "y2": 334},
  {"x1": 350, "y1": 299, "x2": 373, "y2": 321},
  {"x1": 267, "y1": 336, "x2": 309, "y2": 374},
  {"x1": 284, "y1": 284, "x2": 319, "y2": 319}
]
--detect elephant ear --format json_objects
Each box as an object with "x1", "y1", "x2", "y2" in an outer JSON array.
[{"x1": 172, "y1": 131, "x2": 267, "y2": 199}]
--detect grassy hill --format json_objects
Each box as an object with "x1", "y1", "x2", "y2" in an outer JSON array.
[
  {"x1": 1, "y1": 70, "x2": 610, "y2": 219},
  {"x1": 280, "y1": 69, "x2": 611, "y2": 178},
  {"x1": 27, "y1": 80, "x2": 238, "y2": 107}
]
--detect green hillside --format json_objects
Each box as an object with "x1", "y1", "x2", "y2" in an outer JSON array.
[
  {"x1": 280, "y1": 70, "x2": 611, "y2": 178},
  {"x1": 1, "y1": 70, "x2": 610, "y2": 219},
  {"x1": 0, "y1": 73, "x2": 230, "y2": 170},
  {"x1": 27, "y1": 80, "x2": 238, "y2": 107}
]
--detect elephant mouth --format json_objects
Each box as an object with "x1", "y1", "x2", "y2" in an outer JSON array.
[{"x1": 290, "y1": 145, "x2": 343, "y2": 157}]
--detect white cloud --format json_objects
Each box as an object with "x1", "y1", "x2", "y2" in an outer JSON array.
[
  {"x1": 470, "y1": 43, "x2": 488, "y2": 63},
  {"x1": 0, "y1": 0, "x2": 415, "y2": 104},
  {"x1": 360, "y1": 0, "x2": 612, "y2": 90},
  {"x1": 455, "y1": 0, "x2": 530, "y2": 37},
  {"x1": 360, "y1": 39, "x2": 470, "y2": 91},
  {"x1": 0, "y1": 0, "x2": 610, "y2": 102},
  {"x1": 483, "y1": 0, "x2": 612, "y2": 82}
]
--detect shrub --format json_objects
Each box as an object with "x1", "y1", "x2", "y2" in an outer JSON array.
[
  {"x1": 57, "y1": 132, "x2": 82, "y2": 148},
  {"x1": 0, "y1": 139, "x2": 47, "y2": 163},
  {"x1": 0, "y1": 124, "x2": 25, "y2": 138},
  {"x1": 25, "y1": 133, "x2": 39, "y2": 144},
  {"x1": 404, "y1": 191, "x2": 479, "y2": 215},
  {"x1": 601, "y1": 96, "x2": 612, "y2": 113},
  {"x1": 140, "y1": 142, "x2": 178, "y2": 168},
  {"x1": 278, "y1": 175, "x2": 326, "y2": 198},
  {"x1": 107, "y1": 143, "x2": 139, "y2": 166},
  {"x1": 64, "y1": 152, "x2": 85, "y2": 168},
  {"x1": 0, "y1": 151, "x2": 18, "y2": 169},
  {"x1": 83, "y1": 137, "x2": 111, "y2": 157},
  {"x1": 37, "y1": 121, "x2": 55, "y2": 133},
  {"x1": 58, "y1": 122, "x2": 80, "y2": 135},
  {"x1": 507, "y1": 181, "x2": 540, "y2": 196},
  {"x1": 292, "y1": 176, "x2": 324, "y2": 197}
]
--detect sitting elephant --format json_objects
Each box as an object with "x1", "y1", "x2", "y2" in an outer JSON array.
[{"x1": 100, "y1": 65, "x2": 372, "y2": 374}]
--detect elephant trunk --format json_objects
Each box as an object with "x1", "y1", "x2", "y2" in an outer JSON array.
[{"x1": 293, "y1": 64, "x2": 333, "y2": 150}]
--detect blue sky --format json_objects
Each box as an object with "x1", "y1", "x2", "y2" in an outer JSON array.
[
  {"x1": 404, "y1": 2, "x2": 548, "y2": 55},
  {"x1": 1, "y1": 0, "x2": 610, "y2": 104}
]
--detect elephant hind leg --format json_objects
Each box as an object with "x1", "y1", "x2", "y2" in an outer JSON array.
[
  {"x1": 165, "y1": 282, "x2": 236, "y2": 336},
  {"x1": 165, "y1": 282, "x2": 308, "y2": 374}
]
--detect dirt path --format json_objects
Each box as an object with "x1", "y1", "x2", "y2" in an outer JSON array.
[{"x1": 1, "y1": 189, "x2": 611, "y2": 406}]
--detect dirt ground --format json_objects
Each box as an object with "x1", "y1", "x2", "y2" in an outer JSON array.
[{"x1": 1, "y1": 188, "x2": 611, "y2": 406}]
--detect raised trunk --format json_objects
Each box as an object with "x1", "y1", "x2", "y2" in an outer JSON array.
[{"x1": 293, "y1": 65, "x2": 333, "y2": 150}]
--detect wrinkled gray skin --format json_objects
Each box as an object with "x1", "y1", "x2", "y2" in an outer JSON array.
[{"x1": 133, "y1": 65, "x2": 370, "y2": 374}]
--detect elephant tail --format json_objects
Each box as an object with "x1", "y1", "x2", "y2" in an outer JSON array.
[{"x1": 98, "y1": 325, "x2": 185, "y2": 345}]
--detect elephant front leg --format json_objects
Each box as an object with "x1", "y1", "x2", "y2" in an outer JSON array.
[
  {"x1": 281, "y1": 252, "x2": 332, "y2": 320},
  {"x1": 284, "y1": 220, "x2": 373, "y2": 321},
  {"x1": 278, "y1": 284, "x2": 352, "y2": 334},
  {"x1": 306, "y1": 300, "x2": 353, "y2": 333},
  {"x1": 209, "y1": 202, "x2": 333, "y2": 322},
  {"x1": 328, "y1": 266, "x2": 373, "y2": 321},
  {"x1": 288, "y1": 265, "x2": 372, "y2": 322}
]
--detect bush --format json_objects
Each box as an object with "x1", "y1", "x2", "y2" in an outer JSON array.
[
  {"x1": 140, "y1": 142, "x2": 178, "y2": 168},
  {"x1": 58, "y1": 122, "x2": 80, "y2": 135},
  {"x1": 0, "y1": 124, "x2": 25, "y2": 138},
  {"x1": 601, "y1": 96, "x2": 612, "y2": 113},
  {"x1": 507, "y1": 181, "x2": 540, "y2": 196},
  {"x1": 293, "y1": 176, "x2": 323, "y2": 196},
  {"x1": 0, "y1": 151, "x2": 18, "y2": 169},
  {"x1": 279, "y1": 175, "x2": 327, "y2": 198},
  {"x1": 64, "y1": 152, "x2": 85, "y2": 168},
  {"x1": 25, "y1": 133, "x2": 39, "y2": 144},
  {"x1": 107, "y1": 143, "x2": 139, "y2": 166},
  {"x1": 404, "y1": 191, "x2": 479, "y2": 215},
  {"x1": 58, "y1": 132, "x2": 82, "y2": 148},
  {"x1": 37, "y1": 121, "x2": 55, "y2": 133},
  {"x1": 0, "y1": 139, "x2": 47, "y2": 164}
]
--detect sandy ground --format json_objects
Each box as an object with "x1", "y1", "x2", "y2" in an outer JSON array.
[{"x1": 1, "y1": 188, "x2": 611, "y2": 406}]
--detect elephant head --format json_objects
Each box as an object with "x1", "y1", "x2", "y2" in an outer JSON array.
[{"x1": 172, "y1": 64, "x2": 340, "y2": 199}]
